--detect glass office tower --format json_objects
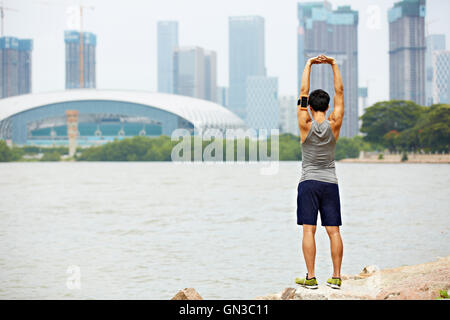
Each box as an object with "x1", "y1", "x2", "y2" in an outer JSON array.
[{"x1": 229, "y1": 16, "x2": 266, "y2": 120}]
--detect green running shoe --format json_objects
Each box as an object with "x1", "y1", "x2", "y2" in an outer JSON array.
[
  {"x1": 295, "y1": 274, "x2": 318, "y2": 289},
  {"x1": 326, "y1": 277, "x2": 342, "y2": 289}
]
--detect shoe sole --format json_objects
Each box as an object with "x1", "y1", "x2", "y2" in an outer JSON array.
[
  {"x1": 298, "y1": 284, "x2": 318, "y2": 290},
  {"x1": 326, "y1": 283, "x2": 341, "y2": 290}
]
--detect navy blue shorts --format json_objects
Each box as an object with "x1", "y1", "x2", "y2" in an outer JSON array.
[{"x1": 297, "y1": 180, "x2": 342, "y2": 226}]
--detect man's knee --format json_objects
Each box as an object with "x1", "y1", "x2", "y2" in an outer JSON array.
[
  {"x1": 325, "y1": 226, "x2": 340, "y2": 237},
  {"x1": 303, "y1": 224, "x2": 317, "y2": 235}
]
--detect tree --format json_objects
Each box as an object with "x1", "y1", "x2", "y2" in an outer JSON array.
[
  {"x1": 383, "y1": 130, "x2": 400, "y2": 153},
  {"x1": 279, "y1": 134, "x2": 302, "y2": 161},
  {"x1": 40, "y1": 151, "x2": 61, "y2": 161},
  {"x1": 360, "y1": 100, "x2": 425, "y2": 146},
  {"x1": 335, "y1": 137, "x2": 360, "y2": 160},
  {"x1": 0, "y1": 140, "x2": 12, "y2": 162},
  {"x1": 415, "y1": 104, "x2": 450, "y2": 153}
]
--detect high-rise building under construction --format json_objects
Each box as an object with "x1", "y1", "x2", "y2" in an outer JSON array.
[
  {"x1": 388, "y1": 0, "x2": 426, "y2": 105},
  {"x1": 297, "y1": 2, "x2": 359, "y2": 137},
  {"x1": 0, "y1": 37, "x2": 33, "y2": 99},
  {"x1": 64, "y1": 30, "x2": 97, "y2": 89}
]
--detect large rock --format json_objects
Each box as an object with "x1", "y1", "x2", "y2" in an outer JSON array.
[
  {"x1": 360, "y1": 265, "x2": 380, "y2": 277},
  {"x1": 171, "y1": 288, "x2": 203, "y2": 300},
  {"x1": 281, "y1": 288, "x2": 297, "y2": 300}
]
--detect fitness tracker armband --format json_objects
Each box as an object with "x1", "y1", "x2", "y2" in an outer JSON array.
[{"x1": 298, "y1": 96, "x2": 308, "y2": 108}]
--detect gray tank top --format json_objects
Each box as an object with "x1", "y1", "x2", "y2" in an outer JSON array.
[{"x1": 300, "y1": 119, "x2": 338, "y2": 184}]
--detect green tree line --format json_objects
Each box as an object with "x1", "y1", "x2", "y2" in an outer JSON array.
[
  {"x1": 1, "y1": 134, "x2": 362, "y2": 162},
  {"x1": 75, "y1": 134, "x2": 361, "y2": 162},
  {"x1": 1, "y1": 100, "x2": 447, "y2": 162},
  {"x1": 360, "y1": 101, "x2": 449, "y2": 153}
]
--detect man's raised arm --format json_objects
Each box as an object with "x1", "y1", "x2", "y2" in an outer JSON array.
[
  {"x1": 297, "y1": 56, "x2": 322, "y2": 137},
  {"x1": 322, "y1": 56, "x2": 345, "y2": 138}
]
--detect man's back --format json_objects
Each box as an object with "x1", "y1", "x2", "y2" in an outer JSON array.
[{"x1": 301, "y1": 119, "x2": 337, "y2": 184}]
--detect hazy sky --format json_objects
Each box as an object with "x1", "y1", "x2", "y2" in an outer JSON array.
[{"x1": 8, "y1": 0, "x2": 450, "y2": 106}]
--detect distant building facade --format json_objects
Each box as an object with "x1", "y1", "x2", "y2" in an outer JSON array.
[
  {"x1": 0, "y1": 37, "x2": 33, "y2": 99},
  {"x1": 173, "y1": 46, "x2": 218, "y2": 102},
  {"x1": 18, "y1": 40, "x2": 33, "y2": 95},
  {"x1": 432, "y1": 51, "x2": 450, "y2": 104},
  {"x1": 388, "y1": 0, "x2": 426, "y2": 105},
  {"x1": 358, "y1": 87, "x2": 368, "y2": 115},
  {"x1": 425, "y1": 34, "x2": 445, "y2": 105},
  {"x1": 229, "y1": 16, "x2": 266, "y2": 121},
  {"x1": 174, "y1": 46, "x2": 205, "y2": 99},
  {"x1": 157, "y1": 21, "x2": 178, "y2": 94},
  {"x1": 204, "y1": 50, "x2": 217, "y2": 102},
  {"x1": 216, "y1": 86, "x2": 228, "y2": 107},
  {"x1": 65, "y1": 30, "x2": 97, "y2": 89},
  {"x1": 358, "y1": 87, "x2": 368, "y2": 132},
  {"x1": 278, "y1": 95, "x2": 298, "y2": 136},
  {"x1": 297, "y1": 2, "x2": 359, "y2": 137},
  {"x1": 245, "y1": 76, "x2": 278, "y2": 132}
]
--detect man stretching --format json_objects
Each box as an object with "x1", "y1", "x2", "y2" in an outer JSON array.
[{"x1": 295, "y1": 55, "x2": 345, "y2": 289}]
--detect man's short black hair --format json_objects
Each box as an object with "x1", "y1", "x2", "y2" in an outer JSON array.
[{"x1": 308, "y1": 89, "x2": 330, "y2": 112}]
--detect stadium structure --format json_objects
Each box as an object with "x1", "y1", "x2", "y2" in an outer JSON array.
[{"x1": 0, "y1": 90, "x2": 246, "y2": 147}]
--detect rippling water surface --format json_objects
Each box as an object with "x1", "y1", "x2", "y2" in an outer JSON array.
[{"x1": 0, "y1": 162, "x2": 449, "y2": 299}]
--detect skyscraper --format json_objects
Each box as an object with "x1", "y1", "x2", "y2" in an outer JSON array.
[
  {"x1": 173, "y1": 46, "x2": 205, "y2": 99},
  {"x1": 229, "y1": 16, "x2": 266, "y2": 120},
  {"x1": 204, "y1": 50, "x2": 217, "y2": 102},
  {"x1": 426, "y1": 34, "x2": 446, "y2": 105},
  {"x1": 278, "y1": 95, "x2": 299, "y2": 136},
  {"x1": 246, "y1": 76, "x2": 278, "y2": 132},
  {"x1": 173, "y1": 46, "x2": 218, "y2": 102},
  {"x1": 65, "y1": 30, "x2": 97, "y2": 89},
  {"x1": 18, "y1": 39, "x2": 32, "y2": 95},
  {"x1": 157, "y1": 21, "x2": 178, "y2": 94},
  {"x1": 432, "y1": 51, "x2": 450, "y2": 104},
  {"x1": 297, "y1": 2, "x2": 359, "y2": 137},
  {"x1": 0, "y1": 37, "x2": 33, "y2": 99},
  {"x1": 388, "y1": 0, "x2": 426, "y2": 105}
]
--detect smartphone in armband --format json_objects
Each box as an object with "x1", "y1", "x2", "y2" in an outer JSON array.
[{"x1": 298, "y1": 96, "x2": 308, "y2": 109}]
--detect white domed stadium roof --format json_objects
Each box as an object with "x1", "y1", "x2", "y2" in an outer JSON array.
[{"x1": 0, "y1": 89, "x2": 245, "y2": 130}]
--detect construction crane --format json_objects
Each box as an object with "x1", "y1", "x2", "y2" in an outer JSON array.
[
  {"x1": 78, "y1": 4, "x2": 94, "y2": 88},
  {"x1": 65, "y1": 1, "x2": 95, "y2": 88},
  {"x1": 0, "y1": 1, "x2": 18, "y2": 37}
]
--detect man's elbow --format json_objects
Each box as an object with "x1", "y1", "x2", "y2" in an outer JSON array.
[{"x1": 335, "y1": 85, "x2": 344, "y2": 94}]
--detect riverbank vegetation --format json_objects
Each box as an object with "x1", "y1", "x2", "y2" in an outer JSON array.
[
  {"x1": 0, "y1": 135, "x2": 367, "y2": 162},
  {"x1": 1, "y1": 101, "x2": 448, "y2": 162},
  {"x1": 360, "y1": 101, "x2": 449, "y2": 153}
]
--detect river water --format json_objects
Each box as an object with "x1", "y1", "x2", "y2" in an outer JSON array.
[{"x1": 0, "y1": 162, "x2": 449, "y2": 299}]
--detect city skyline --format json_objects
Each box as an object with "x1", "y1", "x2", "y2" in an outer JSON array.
[{"x1": 5, "y1": 0, "x2": 450, "y2": 107}]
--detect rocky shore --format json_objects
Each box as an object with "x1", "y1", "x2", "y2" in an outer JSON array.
[
  {"x1": 256, "y1": 256, "x2": 450, "y2": 300},
  {"x1": 171, "y1": 256, "x2": 449, "y2": 300}
]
